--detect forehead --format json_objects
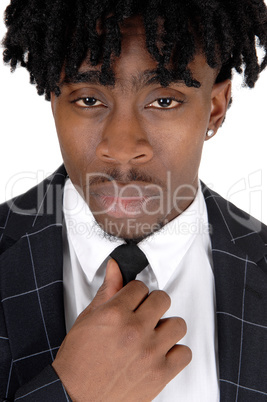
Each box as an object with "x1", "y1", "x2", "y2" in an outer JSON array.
[
  {"x1": 98, "y1": 14, "x2": 148, "y2": 35},
  {"x1": 76, "y1": 50, "x2": 215, "y2": 91},
  {"x1": 63, "y1": 15, "x2": 217, "y2": 91}
]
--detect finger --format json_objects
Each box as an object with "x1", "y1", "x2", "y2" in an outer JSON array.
[
  {"x1": 87, "y1": 259, "x2": 123, "y2": 311},
  {"x1": 115, "y1": 280, "x2": 150, "y2": 311},
  {"x1": 105, "y1": 259, "x2": 124, "y2": 295},
  {"x1": 135, "y1": 290, "x2": 171, "y2": 328},
  {"x1": 165, "y1": 344, "x2": 192, "y2": 375},
  {"x1": 155, "y1": 317, "x2": 187, "y2": 351}
]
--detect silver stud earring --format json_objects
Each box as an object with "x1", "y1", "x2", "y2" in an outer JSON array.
[{"x1": 207, "y1": 129, "x2": 214, "y2": 137}]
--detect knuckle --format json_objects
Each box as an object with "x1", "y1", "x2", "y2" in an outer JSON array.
[
  {"x1": 99, "y1": 303, "x2": 123, "y2": 325},
  {"x1": 171, "y1": 345, "x2": 192, "y2": 369},
  {"x1": 152, "y1": 290, "x2": 171, "y2": 307},
  {"x1": 124, "y1": 280, "x2": 149, "y2": 302},
  {"x1": 147, "y1": 363, "x2": 167, "y2": 384},
  {"x1": 121, "y1": 320, "x2": 142, "y2": 347},
  {"x1": 183, "y1": 345, "x2": 193, "y2": 363},
  {"x1": 174, "y1": 317, "x2": 187, "y2": 336},
  {"x1": 165, "y1": 344, "x2": 192, "y2": 374},
  {"x1": 139, "y1": 345, "x2": 153, "y2": 362},
  {"x1": 108, "y1": 304, "x2": 124, "y2": 323},
  {"x1": 131, "y1": 280, "x2": 149, "y2": 293}
]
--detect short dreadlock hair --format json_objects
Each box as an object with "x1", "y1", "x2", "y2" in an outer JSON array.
[{"x1": 2, "y1": 0, "x2": 267, "y2": 101}]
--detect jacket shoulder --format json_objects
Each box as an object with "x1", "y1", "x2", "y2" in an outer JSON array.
[
  {"x1": 0, "y1": 165, "x2": 67, "y2": 254},
  {"x1": 202, "y1": 182, "x2": 267, "y2": 263}
]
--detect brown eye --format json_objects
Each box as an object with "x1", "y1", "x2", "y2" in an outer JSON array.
[
  {"x1": 74, "y1": 97, "x2": 104, "y2": 108},
  {"x1": 82, "y1": 97, "x2": 98, "y2": 106},
  {"x1": 157, "y1": 98, "x2": 173, "y2": 108},
  {"x1": 146, "y1": 97, "x2": 183, "y2": 110}
]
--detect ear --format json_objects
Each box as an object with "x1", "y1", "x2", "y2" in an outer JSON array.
[{"x1": 206, "y1": 79, "x2": 232, "y2": 140}]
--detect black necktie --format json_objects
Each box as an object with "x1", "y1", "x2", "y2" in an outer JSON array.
[{"x1": 110, "y1": 244, "x2": 149, "y2": 286}]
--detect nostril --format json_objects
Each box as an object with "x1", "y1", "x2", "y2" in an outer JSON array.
[
  {"x1": 96, "y1": 138, "x2": 153, "y2": 164},
  {"x1": 102, "y1": 154, "x2": 116, "y2": 161}
]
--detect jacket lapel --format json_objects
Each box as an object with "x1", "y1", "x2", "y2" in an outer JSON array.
[
  {"x1": 0, "y1": 166, "x2": 68, "y2": 386},
  {"x1": 2, "y1": 171, "x2": 266, "y2": 395},
  {"x1": 202, "y1": 183, "x2": 267, "y2": 400}
]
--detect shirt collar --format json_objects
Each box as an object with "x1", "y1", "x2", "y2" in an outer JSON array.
[
  {"x1": 138, "y1": 187, "x2": 209, "y2": 288},
  {"x1": 63, "y1": 179, "x2": 209, "y2": 287}
]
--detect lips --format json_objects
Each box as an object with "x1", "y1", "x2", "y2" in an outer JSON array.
[
  {"x1": 97, "y1": 195, "x2": 150, "y2": 217},
  {"x1": 89, "y1": 181, "x2": 160, "y2": 218}
]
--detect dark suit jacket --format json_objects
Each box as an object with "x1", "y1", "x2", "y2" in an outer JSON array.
[{"x1": 0, "y1": 165, "x2": 266, "y2": 401}]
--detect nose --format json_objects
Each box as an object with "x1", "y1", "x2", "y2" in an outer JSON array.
[{"x1": 95, "y1": 111, "x2": 153, "y2": 165}]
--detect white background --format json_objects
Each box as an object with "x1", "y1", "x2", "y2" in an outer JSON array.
[{"x1": 0, "y1": 0, "x2": 266, "y2": 223}]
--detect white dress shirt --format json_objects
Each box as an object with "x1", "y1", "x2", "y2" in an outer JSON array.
[{"x1": 63, "y1": 178, "x2": 219, "y2": 401}]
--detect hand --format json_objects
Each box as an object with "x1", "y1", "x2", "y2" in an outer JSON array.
[{"x1": 52, "y1": 259, "x2": 192, "y2": 401}]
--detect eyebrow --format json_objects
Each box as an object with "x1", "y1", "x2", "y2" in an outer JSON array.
[{"x1": 62, "y1": 69, "x2": 188, "y2": 91}]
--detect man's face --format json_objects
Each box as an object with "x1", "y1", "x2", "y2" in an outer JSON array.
[{"x1": 51, "y1": 18, "x2": 231, "y2": 241}]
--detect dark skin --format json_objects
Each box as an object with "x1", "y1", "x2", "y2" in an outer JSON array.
[{"x1": 51, "y1": 17, "x2": 231, "y2": 401}]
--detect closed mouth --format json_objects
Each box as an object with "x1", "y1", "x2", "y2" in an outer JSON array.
[{"x1": 89, "y1": 181, "x2": 160, "y2": 218}]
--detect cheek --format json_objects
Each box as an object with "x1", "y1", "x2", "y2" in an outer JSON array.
[
  {"x1": 145, "y1": 99, "x2": 209, "y2": 147},
  {"x1": 55, "y1": 108, "x2": 93, "y2": 153},
  {"x1": 150, "y1": 117, "x2": 206, "y2": 169},
  {"x1": 53, "y1": 109, "x2": 100, "y2": 182}
]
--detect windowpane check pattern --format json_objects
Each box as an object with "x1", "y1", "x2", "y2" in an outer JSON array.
[{"x1": 0, "y1": 166, "x2": 266, "y2": 401}]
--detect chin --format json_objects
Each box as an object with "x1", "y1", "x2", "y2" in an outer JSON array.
[{"x1": 93, "y1": 215, "x2": 165, "y2": 243}]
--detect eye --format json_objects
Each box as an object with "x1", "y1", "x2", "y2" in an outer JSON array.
[
  {"x1": 146, "y1": 97, "x2": 183, "y2": 109},
  {"x1": 73, "y1": 97, "x2": 105, "y2": 108}
]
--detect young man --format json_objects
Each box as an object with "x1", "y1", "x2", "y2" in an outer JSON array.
[{"x1": 1, "y1": 1, "x2": 267, "y2": 401}]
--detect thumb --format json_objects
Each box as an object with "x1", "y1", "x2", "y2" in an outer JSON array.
[{"x1": 90, "y1": 258, "x2": 123, "y2": 310}]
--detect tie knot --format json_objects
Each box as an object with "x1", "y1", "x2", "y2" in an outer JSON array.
[{"x1": 110, "y1": 244, "x2": 148, "y2": 286}]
